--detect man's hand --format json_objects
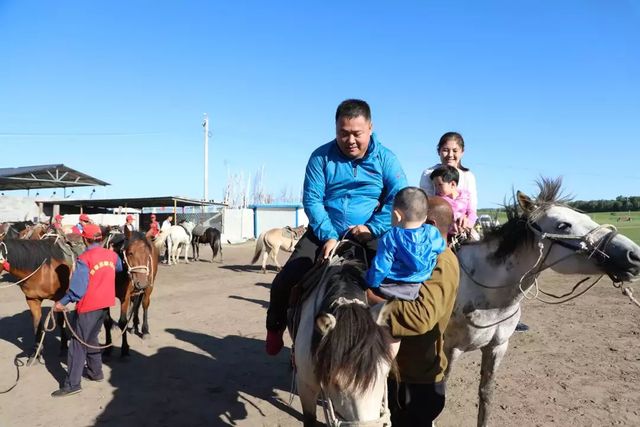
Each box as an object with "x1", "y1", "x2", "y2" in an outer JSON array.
[
  {"x1": 321, "y1": 239, "x2": 338, "y2": 259},
  {"x1": 348, "y1": 225, "x2": 373, "y2": 243},
  {"x1": 53, "y1": 301, "x2": 66, "y2": 312}
]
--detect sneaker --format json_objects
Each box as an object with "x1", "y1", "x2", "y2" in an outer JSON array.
[
  {"x1": 515, "y1": 322, "x2": 530, "y2": 332},
  {"x1": 265, "y1": 329, "x2": 284, "y2": 356},
  {"x1": 51, "y1": 387, "x2": 82, "y2": 397}
]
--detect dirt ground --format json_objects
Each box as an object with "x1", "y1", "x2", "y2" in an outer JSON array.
[{"x1": 1, "y1": 242, "x2": 639, "y2": 427}]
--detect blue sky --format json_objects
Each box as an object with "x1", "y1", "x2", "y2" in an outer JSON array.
[{"x1": 1, "y1": 1, "x2": 638, "y2": 208}]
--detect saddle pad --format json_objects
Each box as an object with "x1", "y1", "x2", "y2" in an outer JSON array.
[{"x1": 192, "y1": 225, "x2": 206, "y2": 237}]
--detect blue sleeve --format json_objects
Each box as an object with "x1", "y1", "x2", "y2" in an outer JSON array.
[
  {"x1": 365, "y1": 231, "x2": 396, "y2": 288},
  {"x1": 365, "y1": 149, "x2": 408, "y2": 237},
  {"x1": 303, "y1": 150, "x2": 339, "y2": 241},
  {"x1": 59, "y1": 260, "x2": 90, "y2": 305},
  {"x1": 115, "y1": 255, "x2": 123, "y2": 272}
]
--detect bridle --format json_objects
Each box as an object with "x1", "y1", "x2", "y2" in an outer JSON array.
[
  {"x1": 458, "y1": 210, "x2": 620, "y2": 328},
  {"x1": 121, "y1": 247, "x2": 154, "y2": 291}
]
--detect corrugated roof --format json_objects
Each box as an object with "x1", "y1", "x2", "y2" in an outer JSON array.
[
  {"x1": 38, "y1": 196, "x2": 226, "y2": 210},
  {"x1": 0, "y1": 164, "x2": 109, "y2": 190}
]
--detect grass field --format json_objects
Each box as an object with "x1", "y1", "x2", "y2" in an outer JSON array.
[{"x1": 477, "y1": 210, "x2": 640, "y2": 245}]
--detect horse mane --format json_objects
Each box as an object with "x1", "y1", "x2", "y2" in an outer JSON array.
[
  {"x1": 484, "y1": 177, "x2": 573, "y2": 261},
  {"x1": 313, "y1": 260, "x2": 394, "y2": 393},
  {"x1": 3, "y1": 239, "x2": 66, "y2": 271}
]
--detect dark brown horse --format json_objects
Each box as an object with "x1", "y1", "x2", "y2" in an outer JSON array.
[
  {"x1": 104, "y1": 230, "x2": 159, "y2": 357},
  {"x1": 191, "y1": 227, "x2": 222, "y2": 263},
  {"x1": 0, "y1": 239, "x2": 71, "y2": 364}
]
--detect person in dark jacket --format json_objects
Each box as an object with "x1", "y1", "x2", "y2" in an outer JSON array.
[
  {"x1": 265, "y1": 98, "x2": 408, "y2": 355},
  {"x1": 365, "y1": 187, "x2": 445, "y2": 301},
  {"x1": 51, "y1": 223, "x2": 123, "y2": 397}
]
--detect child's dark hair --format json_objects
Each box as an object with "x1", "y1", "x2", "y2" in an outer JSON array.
[
  {"x1": 437, "y1": 131, "x2": 469, "y2": 172},
  {"x1": 393, "y1": 187, "x2": 429, "y2": 221},
  {"x1": 430, "y1": 165, "x2": 459, "y2": 185}
]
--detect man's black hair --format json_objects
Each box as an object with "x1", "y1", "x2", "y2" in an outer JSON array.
[{"x1": 335, "y1": 99, "x2": 371, "y2": 122}]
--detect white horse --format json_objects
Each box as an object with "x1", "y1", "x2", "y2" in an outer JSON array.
[
  {"x1": 159, "y1": 221, "x2": 195, "y2": 265},
  {"x1": 445, "y1": 178, "x2": 640, "y2": 427},
  {"x1": 293, "y1": 242, "x2": 399, "y2": 427}
]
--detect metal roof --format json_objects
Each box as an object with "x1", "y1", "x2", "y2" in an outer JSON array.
[
  {"x1": 37, "y1": 196, "x2": 226, "y2": 210},
  {"x1": 0, "y1": 164, "x2": 109, "y2": 191}
]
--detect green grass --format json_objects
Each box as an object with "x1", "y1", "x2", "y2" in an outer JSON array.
[{"x1": 477, "y1": 210, "x2": 640, "y2": 245}]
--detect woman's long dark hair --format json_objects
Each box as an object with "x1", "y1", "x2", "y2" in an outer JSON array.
[{"x1": 437, "y1": 131, "x2": 469, "y2": 172}]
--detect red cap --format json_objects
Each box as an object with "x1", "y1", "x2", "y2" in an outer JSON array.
[
  {"x1": 81, "y1": 223, "x2": 102, "y2": 240},
  {"x1": 150, "y1": 214, "x2": 156, "y2": 219},
  {"x1": 79, "y1": 213, "x2": 90, "y2": 222},
  {"x1": 126, "y1": 214, "x2": 134, "y2": 221},
  {"x1": 54, "y1": 214, "x2": 63, "y2": 221}
]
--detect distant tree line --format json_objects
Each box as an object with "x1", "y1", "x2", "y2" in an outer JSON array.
[{"x1": 569, "y1": 196, "x2": 640, "y2": 213}]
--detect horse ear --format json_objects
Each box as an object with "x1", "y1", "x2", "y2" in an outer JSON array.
[
  {"x1": 315, "y1": 312, "x2": 336, "y2": 336},
  {"x1": 517, "y1": 191, "x2": 536, "y2": 213}
]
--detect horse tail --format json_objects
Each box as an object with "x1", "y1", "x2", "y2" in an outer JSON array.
[
  {"x1": 211, "y1": 229, "x2": 222, "y2": 259},
  {"x1": 314, "y1": 303, "x2": 394, "y2": 393},
  {"x1": 251, "y1": 233, "x2": 265, "y2": 264}
]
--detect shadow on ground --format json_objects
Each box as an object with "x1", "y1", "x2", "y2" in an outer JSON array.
[{"x1": 94, "y1": 328, "x2": 302, "y2": 426}]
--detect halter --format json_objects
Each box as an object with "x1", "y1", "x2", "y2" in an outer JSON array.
[
  {"x1": 122, "y1": 249, "x2": 154, "y2": 291},
  {"x1": 459, "y1": 211, "x2": 620, "y2": 327}
]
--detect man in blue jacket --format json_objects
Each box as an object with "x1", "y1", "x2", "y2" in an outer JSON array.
[{"x1": 266, "y1": 99, "x2": 408, "y2": 355}]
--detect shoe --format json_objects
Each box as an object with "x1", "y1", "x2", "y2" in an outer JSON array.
[
  {"x1": 515, "y1": 322, "x2": 530, "y2": 332},
  {"x1": 85, "y1": 375, "x2": 104, "y2": 382},
  {"x1": 265, "y1": 329, "x2": 284, "y2": 356},
  {"x1": 51, "y1": 387, "x2": 82, "y2": 397}
]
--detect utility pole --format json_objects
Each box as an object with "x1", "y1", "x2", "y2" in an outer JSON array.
[{"x1": 203, "y1": 113, "x2": 209, "y2": 202}]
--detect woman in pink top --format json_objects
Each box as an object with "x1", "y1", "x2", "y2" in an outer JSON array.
[{"x1": 430, "y1": 165, "x2": 477, "y2": 238}]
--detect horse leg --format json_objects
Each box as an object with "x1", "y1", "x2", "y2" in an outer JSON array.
[
  {"x1": 477, "y1": 341, "x2": 509, "y2": 427},
  {"x1": 141, "y1": 288, "x2": 152, "y2": 339},
  {"x1": 103, "y1": 308, "x2": 114, "y2": 357},
  {"x1": 184, "y1": 242, "x2": 190, "y2": 264},
  {"x1": 297, "y1": 379, "x2": 319, "y2": 427},
  {"x1": 26, "y1": 299, "x2": 43, "y2": 365},
  {"x1": 119, "y1": 299, "x2": 130, "y2": 357},
  {"x1": 261, "y1": 251, "x2": 268, "y2": 274},
  {"x1": 272, "y1": 246, "x2": 282, "y2": 272},
  {"x1": 132, "y1": 293, "x2": 144, "y2": 336},
  {"x1": 444, "y1": 345, "x2": 463, "y2": 380}
]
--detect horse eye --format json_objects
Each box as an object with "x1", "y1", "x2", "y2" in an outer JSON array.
[{"x1": 557, "y1": 222, "x2": 571, "y2": 231}]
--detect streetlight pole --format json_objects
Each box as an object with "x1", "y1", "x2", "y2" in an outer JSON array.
[{"x1": 203, "y1": 113, "x2": 209, "y2": 202}]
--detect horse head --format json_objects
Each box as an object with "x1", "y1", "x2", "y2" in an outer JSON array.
[
  {"x1": 296, "y1": 241, "x2": 397, "y2": 424},
  {"x1": 513, "y1": 178, "x2": 640, "y2": 283},
  {"x1": 122, "y1": 232, "x2": 155, "y2": 290}
]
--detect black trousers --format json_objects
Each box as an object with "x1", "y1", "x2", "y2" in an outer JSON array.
[
  {"x1": 64, "y1": 309, "x2": 105, "y2": 389},
  {"x1": 265, "y1": 230, "x2": 377, "y2": 331},
  {"x1": 388, "y1": 379, "x2": 446, "y2": 426}
]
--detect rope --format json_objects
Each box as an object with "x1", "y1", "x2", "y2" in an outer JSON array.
[
  {"x1": 622, "y1": 286, "x2": 640, "y2": 309},
  {"x1": 0, "y1": 259, "x2": 47, "y2": 289},
  {"x1": 0, "y1": 357, "x2": 24, "y2": 394}
]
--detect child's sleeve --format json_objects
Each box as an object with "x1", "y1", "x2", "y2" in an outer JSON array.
[{"x1": 365, "y1": 231, "x2": 396, "y2": 288}]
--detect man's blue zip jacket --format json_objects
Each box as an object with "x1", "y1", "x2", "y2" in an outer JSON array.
[{"x1": 303, "y1": 134, "x2": 408, "y2": 242}]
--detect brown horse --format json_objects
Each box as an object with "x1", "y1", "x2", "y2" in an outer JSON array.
[
  {"x1": 0, "y1": 239, "x2": 71, "y2": 364},
  {"x1": 104, "y1": 230, "x2": 159, "y2": 357},
  {"x1": 251, "y1": 225, "x2": 306, "y2": 273}
]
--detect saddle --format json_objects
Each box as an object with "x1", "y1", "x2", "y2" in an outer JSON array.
[
  {"x1": 282, "y1": 226, "x2": 304, "y2": 240},
  {"x1": 192, "y1": 225, "x2": 206, "y2": 237}
]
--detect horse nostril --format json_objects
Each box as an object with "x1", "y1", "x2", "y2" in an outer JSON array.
[{"x1": 629, "y1": 250, "x2": 640, "y2": 265}]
